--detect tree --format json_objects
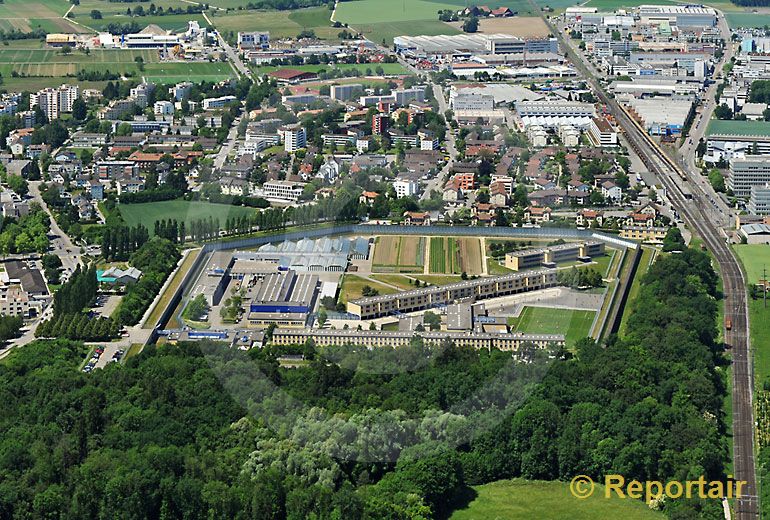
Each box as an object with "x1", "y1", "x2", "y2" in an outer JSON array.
[
  {"x1": 317, "y1": 308, "x2": 327, "y2": 327},
  {"x1": 462, "y1": 15, "x2": 479, "y2": 33},
  {"x1": 90, "y1": 9, "x2": 102, "y2": 19},
  {"x1": 116, "y1": 122, "x2": 133, "y2": 136},
  {"x1": 708, "y1": 168, "x2": 725, "y2": 192},
  {"x1": 714, "y1": 103, "x2": 733, "y2": 120},
  {"x1": 71, "y1": 97, "x2": 87, "y2": 121},
  {"x1": 6, "y1": 174, "x2": 28, "y2": 196},
  {"x1": 60, "y1": 45, "x2": 72, "y2": 55},
  {"x1": 662, "y1": 227, "x2": 685, "y2": 252},
  {"x1": 423, "y1": 311, "x2": 441, "y2": 331}
]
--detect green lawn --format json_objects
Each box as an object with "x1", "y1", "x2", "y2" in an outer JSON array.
[
  {"x1": 450, "y1": 479, "x2": 663, "y2": 520},
  {"x1": 707, "y1": 119, "x2": 770, "y2": 138},
  {"x1": 618, "y1": 247, "x2": 654, "y2": 336},
  {"x1": 508, "y1": 306, "x2": 596, "y2": 348},
  {"x1": 143, "y1": 61, "x2": 236, "y2": 84},
  {"x1": 733, "y1": 244, "x2": 770, "y2": 283},
  {"x1": 487, "y1": 257, "x2": 514, "y2": 275},
  {"x1": 726, "y1": 12, "x2": 770, "y2": 28},
  {"x1": 369, "y1": 274, "x2": 417, "y2": 291},
  {"x1": 338, "y1": 274, "x2": 398, "y2": 304},
  {"x1": 118, "y1": 200, "x2": 255, "y2": 234},
  {"x1": 208, "y1": 7, "x2": 338, "y2": 39},
  {"x1": 353, "y1": 20, "x2": 461, "y2": 46}
]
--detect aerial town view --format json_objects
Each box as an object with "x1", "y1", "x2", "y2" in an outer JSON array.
[{"x1": 1, "y1": 0, "x2": 770, "y2": 517}]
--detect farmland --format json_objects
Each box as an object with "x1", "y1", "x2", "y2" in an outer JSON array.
[
  {"x1": 726, "y1": 12, "x2": 770, "y2": 29},
  {"x1": 450, "y1": 479, "x2": 663, "y2": 520},
  {"x1": 0, "y1": 0, "x2": 85, "y2": 33},
  {"x1": 208, "y1": 7, "x2": 338, "y2": 39},
  {"x1": 0, "y1": 45, "x2": 235, "y2": 84},
  {"x1": 118, "y1": 200, "x2": 255, "y2": 234},
  {"x1": 372, "y1": 236, "x2": 426, "y2": 273},
  {"x1": 71, "y1": 0, "x2": 209, "y2": 32},
  {"x1": 508, "y1": 306, "x2": 596, "y2": 348},
  {"x1": 428, "y1": 237, "x2": 484, "y2": 275}
]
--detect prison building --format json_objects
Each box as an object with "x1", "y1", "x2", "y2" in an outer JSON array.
[
  {"x1": 242, "y1": 271, "x2": 319, "y2": 328},
  {"x1": 271, "y1": 328, "x2": 565, "y2": 351},
  {"x1": 347, "y1": 270, "x2": 558, "y2": 319},
  {"x1": 504, "y1": 241, "x2": 605, "y2": 271}
]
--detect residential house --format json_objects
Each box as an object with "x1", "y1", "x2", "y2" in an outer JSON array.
[
  {"x1": 403, "y1": 211, "x2": 431, "y2": 225},
  {"x1": 601, "y1": 180, "x2": 622, "y2": 202},
  {"x1": 524, "y1": 206, "x2": 552, "y2": 224}
]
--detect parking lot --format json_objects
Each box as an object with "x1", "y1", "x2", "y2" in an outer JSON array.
[{"x1": 82, "y1": 345, "x2": 125, "y2": 373}]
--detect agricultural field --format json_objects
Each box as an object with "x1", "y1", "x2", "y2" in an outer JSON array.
[
  {"x1": 70, "y1": 0, "x2": 209, "y2": 32},
  {"x1": 583, "y1": 0, "x2": 677, "y2": 8},
  {"x1": 0, "y1": 0, "x2": 85, "y2": 33},
  {"x1": 0, "y1": 46, "x2": 234, "y2": 84},
  {"x1": 508, "y1": 306, "x2": 596, "y2": 347},
  {"x1": 726, "y1": 12, "x2": 770, "y2": 29},
  {"x1": 429, "y1": 237, "x2": 484, "y2": 275},
  {"x1": 371, "y1": 235, "x2": 426, "y2": 273},
  {"x1": 450, "y1": 479, "x2": 663, "y2": 520},
  {"x1": 118, "y1": 200, "x2": 255, "y2": 234},
  {"x1": 208, "y1": 7, "x2": 338, "y2": 39},
  {"x1": 447, "y1": 16, "x2": 550, "y2": 38},
  {"x1": 429, "y1": 237, "x2": 460, "y2": 275}
]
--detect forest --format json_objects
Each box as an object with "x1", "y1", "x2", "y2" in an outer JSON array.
[{"x1": 0, "y1": 246, "x2": 726, "y2": 518}]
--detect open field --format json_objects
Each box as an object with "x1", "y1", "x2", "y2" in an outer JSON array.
[
  {"x1": 208, "y1": 7, "x2": 338, "y2": 39},
  {"x1": 733, "y1": 244, "x2": 770, "y2": 283},
  {"x1": 372, "y1": 236, "x2": 425, "y2": 273},
  {"x1": 338, "y1": 274, "x2": 398, "y2": 304},
  {"x1": 0, "y1": 47, "x2": 234, "y2": 83},
  {"x1": 726, "y1": 12, "x2": 770, "y2": 28},
  {"x1": 369, "y1": 274, "x2": 417, "y2": 291},
  {"x1": 119, "y1": 200, "x2": 255, "y2": 233},
  {"x1": 450, "y1": 479, "x2": 663, "y2": 520},
  {"x1": 0, "y1": 0, "x2": 86, "y2": 33},
  {"x1": 447, "y1": 16, "x2": 550, "y2": 38},
  {"x1": 72, "y1": 0, "x2": 209, "y2": 34},
  {"x1": 508, "y1": 306, "x2": 595, "y2": 347},
  {"x1": 458, "y1": 237, "x2": 484, "y2": 275},
  {"x1": 354, "y1": 20, "x2": 461, "y2": 45},
  {"x1": 429, "y1": 237, "x2": 462, "y2": 275}
]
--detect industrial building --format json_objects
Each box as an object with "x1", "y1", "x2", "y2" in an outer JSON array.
[
  {"x1": 271, "y1": 328, "x2": 565, "y2": 351},
  {"x1": 749, "y1": 183, "x2": 770, "y2": 215},
  {"x1": 393, "y1": 33, "x2": 557, "y2": 58},
  {"x1": 622, "y1": 96, "x2": 693, "y2": 136},
  {"x1": 729, "y1": 155, "x2": 770, "y2": 197},
  {"x1": 706, "y1": 121, "x2": 770, "y2": 161},
  {"x1": 243, "y1": 271, "x2": 319, "y2": 328},
  {"x1": 504, "y1": 241, "x2": 605, "y2": 271},
  {"x1": 237, "y1": 31, "x2": 269, "y2": 50},
  {"x1": 637, "y1": 5, "x2": 717, "y2": 27},
  {"x1": 516, "y1": 100, "x2": 595, "y2": 129},
  {"x1": 230, "y1": 237, "x2": 370, "y2": 273},
  {"x1": 347, "y1": 270, "x2": 559, "y2": 319}
]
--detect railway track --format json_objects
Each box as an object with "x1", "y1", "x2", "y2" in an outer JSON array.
[{"x1": 541, "y1": 12, "x2": 759, "y2": 518}]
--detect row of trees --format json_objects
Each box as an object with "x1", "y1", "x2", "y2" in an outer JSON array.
[
  {"x1": 35, "y1": 313, "x2": 119, "y2": 341},
  {"x1": 53, "y1": 265, "x2": 98, "y2": 316},
  {"x1": 101, "y1": 223, "x2": 150, "y2": 261}
]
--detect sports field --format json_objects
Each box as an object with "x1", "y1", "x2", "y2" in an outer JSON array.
[
  {"x1": 450, "y1": 479, "x2": 663, "y2": 520},
  {"x1": 508, "y1": 306, "x2": 595, "y2": 347},
  {"x1": 372, "y1": 235, "x2": 425, "y2": 273},
  {"x1": 208, "y1": 7, "x2": 338, "y2": 39},
  {"x1": 119, "y1": 200, "x2": 255, "y2": 234}
]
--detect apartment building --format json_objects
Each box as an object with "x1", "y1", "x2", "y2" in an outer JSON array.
[
  {"x1": 729, "y1": 155, "x2": 770, "y2": 197},
  {"x1": 31, "y1": 84, "x2": 79, "y2": 120},
  {"x1": 263, "y1": 180, "x2": 306, "y2": 202}
]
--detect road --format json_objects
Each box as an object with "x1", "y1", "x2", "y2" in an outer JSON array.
[
  {"x1": 421, "y1": 83, "x2": 457, "y2": 201},
  {"x1": 214, "y1": 117, "x2": 240, "y2": 170},
  {"x1": 204, "y1": 12, "x2": 252, "y2": 80},
  {"x1": 546, "y1": 10, "x2": 757, "y2": 518},
  {"x1": 28, "y1": 180, "x2": 82, "y2": 274}
]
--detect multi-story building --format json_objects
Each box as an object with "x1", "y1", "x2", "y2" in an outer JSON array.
[
  {"x1": 504, "y1": 241, "x2": 605, "y2": 271},
  {"x1": 94, "y1": 160, "x2": 139, "y2": 179},
  {"x1": 393, "y1": 179, "x2": 419, "y2": 198},
  {"x1": 263, "y1": 180, "x2": 306, "y2": 202},
  {"x1": 729, "y1": 155, "x2": 770, "y2": 197},
  {"x1": 330, "y1": 83, "x2": 362, "y2": 101},
  {"x1": 372, "y1": 114, "x2": 389, "y2": 135},
  {"x1": 347, "y1": 270, "x2": 559, "y2": 319},
  {"x1": 237, "y1": 31, "x2": 270, "y2": 50},
  {"x1": 169, "y1": 82, "x2": 192, "y2": 102},
  {"x1": 749, "y1": 183, "x2": 770, "y2": 215},
  {"x1": 393, "y1": 86, "x2": 426, "y2": 105},
  {"x1": 589, "y1": 116, "x2": 618, "y2": 147},
  {"x1": 202, "y1": 95, "x2": 237, "y2": 110},
  {"x1": 154, "y1": 100, "x2": 174, "y2": 115},
  {"x1": 98, "y1": 99, "x2": 135, "y2": 120},
  {"x1": 282, "y1": 124, "x2": 306, "y2": 152},
  {"x1": 31, "y1": 84, "x2": 79, "y2": 120},
  {"x1": 271, "y1": 328, "x2": 565, "y2": 351},
  {"x1": 450, "y1": 92, "x2": 495, "y2": 111}
]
